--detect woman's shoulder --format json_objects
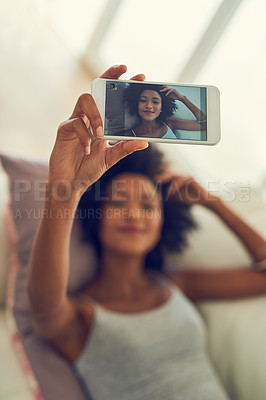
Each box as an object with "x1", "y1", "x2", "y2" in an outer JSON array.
[
  {"x1": 160, "y1": 270, "x2": 186, "y2": 293},
  {"x1": 164, "y1": 118, "x2": 182, "y2": 129}
]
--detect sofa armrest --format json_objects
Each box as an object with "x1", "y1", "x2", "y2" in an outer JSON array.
[
  {"x1": 0, "y1": 309, "x2": 35, "y2": 399},
  {"x1": 0, "y1": 167, "x2": 11, "y2": 307}
]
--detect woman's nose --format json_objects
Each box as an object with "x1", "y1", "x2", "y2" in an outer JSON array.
[{"x1": 124, "y1": 205, "x2": 141, "y2": 220}]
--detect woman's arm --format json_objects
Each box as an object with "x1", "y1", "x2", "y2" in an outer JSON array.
[
  {"x1": 27, "y1": 189, "x2": 79, "y2": 315},
  {"x1": 27, "y1": 65, "x2": 148, "y2": 338},
  {"x1": 160, "y1": 86, "x2": 207, "y2": 131},
  {"x1": 169, "y1": 267, "x2": 266, "y2": 302},
  {"x1": 156, "y1": 171, "x2": 266, "y2": 301},
  {"x1": 206, "y1": 198, "x2": 266, "y2": 263},
  {"x1": 173, "y1": 198, "x2": 266, "y2": 301},
  {"x1": 26, "y1": 188, "x2": 83, "y2": 339}
]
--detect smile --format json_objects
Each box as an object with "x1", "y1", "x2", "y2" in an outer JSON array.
[{"x1": 118, "y1": 226, "x2": 145, "y2": 234}]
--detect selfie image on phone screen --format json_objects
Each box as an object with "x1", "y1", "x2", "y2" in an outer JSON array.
[{"x1": 105, "y1": 81, "x2": 207, "y2": 141}]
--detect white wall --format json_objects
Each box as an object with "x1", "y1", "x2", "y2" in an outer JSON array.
[{"x1": 0, "y1": 0, "x2": 94, "y2": 161}]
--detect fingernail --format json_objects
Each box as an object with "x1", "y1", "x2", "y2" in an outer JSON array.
[
  {"x1": 96, "y1": 126, "x2": 104, "y2": 137},
  {"x1": 115, "y1": 64, "x2": 127, "y2": 69},
  {"x1": 84, "y1": 146, "x2": 90, "y2": 155}
]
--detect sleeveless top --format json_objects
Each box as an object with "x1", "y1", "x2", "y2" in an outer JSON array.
[
  {"x1": 131, "y1": 122, "x2": 177, "y2": 139},
  {"x1": 73, "y1": 272, "x2": 229, "y2": 400}
]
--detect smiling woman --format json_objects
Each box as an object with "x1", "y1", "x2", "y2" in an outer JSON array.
[
  {"x1": 115, "y1": 82, "x2": 206, "y2": 139},
  {"x1": 98, "y1": 173, "x2": 163, "y2": 258}
]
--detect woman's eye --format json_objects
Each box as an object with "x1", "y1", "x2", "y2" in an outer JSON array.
[
  {"x1": 142, "y1": 203, "x2": 155, "y2": 211},
  {"x1": 139, "y1": 99, "x2": 146, "y2": 103}
]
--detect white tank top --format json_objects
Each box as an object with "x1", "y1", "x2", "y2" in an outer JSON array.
[
  {"x1": 131, "y1": 122, "x2": 177, "y2": 139},
  {"x1": 74, "y1": 272, "x2": 229, "y2": 400}
]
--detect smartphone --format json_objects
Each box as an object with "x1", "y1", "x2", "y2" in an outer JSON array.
[{"x1": 91, "y1": 78, "x2": 220, "y2": 145}]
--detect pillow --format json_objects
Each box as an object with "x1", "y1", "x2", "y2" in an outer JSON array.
[
  {"x1": 0, "y1": 154, "x2": 97, "y2": 400},
  {"x1": 166, "y1": 203, "x2": 251, "y2": 269}
]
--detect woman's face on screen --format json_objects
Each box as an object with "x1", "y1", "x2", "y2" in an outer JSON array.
[{"x1": 138, "y1": 90, "x2": 162, "y2": 121}]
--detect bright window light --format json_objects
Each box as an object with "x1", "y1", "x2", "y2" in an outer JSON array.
[
  {"x1": 46, "y1": 0, "x2": 108, "y2": 56},
  {"x1": 178, "y1": 0, "x2": 266, "y2": 185},
  {"x1": 98, "y1": 0, "x2": 223, "y2": 80}
]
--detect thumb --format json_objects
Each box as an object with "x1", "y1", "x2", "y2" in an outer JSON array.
[{"x1": 105, "y1": 140, "x2": 149, "y2": 169}]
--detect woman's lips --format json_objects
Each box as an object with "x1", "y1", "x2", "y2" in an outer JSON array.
[{"x1": 118, "y1": 226, "x2": 145, "y2": 234}]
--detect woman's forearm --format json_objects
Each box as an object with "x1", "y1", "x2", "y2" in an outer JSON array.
[
  {"x1": 207, "y1": 198, "x2": 266, "y2": 262},
  {"x1": 27, "y1": 184, "x2": 81, "y2": 315},
  {"x1": 181, "y1": 96, "x2": 206, "y2": 122},
  {"x1": 170, "y1": 96, "x2": 207, "y2": 131}
]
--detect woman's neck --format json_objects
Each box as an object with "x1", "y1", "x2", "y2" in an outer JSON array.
[
  {"x1": 94, "y1": 251, "x2": 151, "y2": 298},
  {"x1": 133, "y1": 120, "x2": 166, "y2": 138},
  {"x1": 137, "y1": 119, "x2": 161, "y2": 134}
]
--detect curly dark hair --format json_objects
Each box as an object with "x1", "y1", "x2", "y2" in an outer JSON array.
[
  {"x1": 124, "y1": 83, "x2": 178, "y2": 122},
  {"x1": 77, "y1": 145, "x2": 197, "y2": 272}
]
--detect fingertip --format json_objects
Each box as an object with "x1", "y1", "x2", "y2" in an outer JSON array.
[
  {"x1": 141, "y1": 140, "x2": 149, "y2": 149},
  {"x1": 130, "y1": 73, "x2": 146, "y2": 81},
  {"x1": 100, "y1": 64, "x2": 127, "y2": 79},
  {"x1": 118, "y1": 64, "x2": 127, "y2": 70},
  {"x1": 112, "y1": 64, "x2": 127, "y2": 73},
  {"x1": 132, "y1": 140, "x2": 149, "y2": 151}
]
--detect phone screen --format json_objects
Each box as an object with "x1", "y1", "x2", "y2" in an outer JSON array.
[{"x1": 105, "y1": 80, "x2": 207, "y2": 141}]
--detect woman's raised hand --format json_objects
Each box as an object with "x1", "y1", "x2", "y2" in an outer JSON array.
[
  {"x1": 155, "y1": 168, "x2": 219, "y2": 208},
  {"x1": 160, "y1": 86, "x2": 184, "y2": 101},
  {"x1": 49, "y1": 65, "x2": 148, "y2": 197}
]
